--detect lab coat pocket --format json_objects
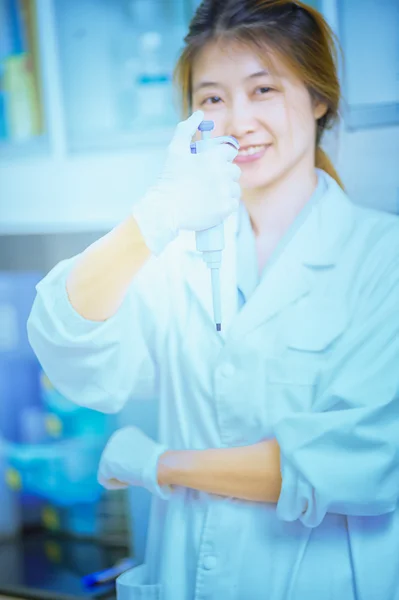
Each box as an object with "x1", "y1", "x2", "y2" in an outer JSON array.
[
  {"x1": 267, "y1": 299, "x2": 348, "y2": 421},
  {"x1": 271, "y1": 298, "x2": 348, "y2": 383},
  {"x1": 117, "y1": 564, "x2": 163, "y2": 600},
  {"x1": 284, "y1": 296, "x2": 348, "y2": 353}
]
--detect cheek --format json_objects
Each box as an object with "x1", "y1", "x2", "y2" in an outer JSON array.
[
  {"x1": 260, "y1": 95, "x2": 313, "y2": 148},
  {"x1": 247, "y1": 101, "x2": 286, "y2": 152},
  {"x1": 282, "y1": 101, "x2": 316, "y2": 149},
  {"x1": 265, "y1": 99, "x2": 293, "y2": 139}
]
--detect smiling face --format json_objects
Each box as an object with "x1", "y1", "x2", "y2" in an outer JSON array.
[{"x1": 191, "y1": 40, "x2": 326, "y2": 194}]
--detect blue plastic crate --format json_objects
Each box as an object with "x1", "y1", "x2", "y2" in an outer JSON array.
[
  {"x1": 5, "y1": 435, "x2": 105, "y2": 507},
  {"x1": 0, "y1": 271, "x2": 43, "y2": 358},
  {"x1": 0, "y1": 355, "x2": 42, "y2": 442}
]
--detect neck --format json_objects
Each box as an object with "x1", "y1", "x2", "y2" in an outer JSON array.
[{"x1": 242, "y1": 162, "x2": 319, "y2": 238}]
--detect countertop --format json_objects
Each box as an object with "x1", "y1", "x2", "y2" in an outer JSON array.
[{"x1": 0, "y1": 530, "x2": 131, "y2": 600}]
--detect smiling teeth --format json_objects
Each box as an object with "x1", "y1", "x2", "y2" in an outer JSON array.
[{"x1": 238, "y1": 145, "x2": 265, "y2": 156}]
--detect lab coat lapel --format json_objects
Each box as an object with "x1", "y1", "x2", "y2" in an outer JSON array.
[
  {"x1": 228, "y1": 244, "x2": 311, "y2": 340},
  {"x1": 227, "y1": 176, "x2": 355, "y2": 340}
]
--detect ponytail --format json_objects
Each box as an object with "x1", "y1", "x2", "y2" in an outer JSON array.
[{"x1": 316, "y1": 147, "x2": 345, "y2": 191}]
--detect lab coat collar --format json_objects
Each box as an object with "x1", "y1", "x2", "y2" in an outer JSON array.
[
  {"x1": 178, "y1": 171, "x2": 355, "y2": 340},
  {"x1": 298, "y1": 171, "x2": 354, "y2": 268}
]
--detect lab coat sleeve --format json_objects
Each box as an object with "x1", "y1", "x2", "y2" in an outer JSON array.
[
  {"x1": 27, "y1": 252, "x2": 171, "y2": 414},
  {"x1": 275, "y1": 256, "x2": 399, "y2": 528}
]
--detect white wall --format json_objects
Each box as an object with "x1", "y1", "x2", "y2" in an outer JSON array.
[
  {"x1": 321, "y1": 0, "x2": 399, "y2": 214},
  {"x1": 338, "y1": 127, "x2": 399, "y2": 214}
]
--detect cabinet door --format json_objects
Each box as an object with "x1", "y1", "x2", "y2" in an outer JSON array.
[
  {"x1": 338, "y1": 0, "x2": 399, "y2": 130},
  {"x1": 0, "y1": 0, "x2": 48, "y2": 157},
  {"x1": 0, "y1": 0, "x2": 194, "y2": 235},
  {"x1": 54, "y1": 0, "x2": 190, "y2": 152}
]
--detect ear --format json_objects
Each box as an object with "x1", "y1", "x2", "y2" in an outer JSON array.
[{"x1": 313, "y1": 100, "x2": 328, "y2": 120}]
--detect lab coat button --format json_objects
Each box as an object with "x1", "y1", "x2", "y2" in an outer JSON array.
[
  {"x1": 203, "y1": 555, "x2": 217, "y2": 570},
  {"x1": 220, "y1": 363, "x2": 235, "y2": 378}
]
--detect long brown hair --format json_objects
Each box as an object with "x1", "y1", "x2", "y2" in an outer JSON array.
[{"x1": 174, "y1": 0, "x2": 344, "y2": 189}]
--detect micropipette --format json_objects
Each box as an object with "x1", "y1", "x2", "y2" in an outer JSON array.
[{"x1": 190, "y1": 121, "x2": 239, "y2": 332}]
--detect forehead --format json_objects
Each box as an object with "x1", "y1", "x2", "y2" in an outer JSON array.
[{"x1": 192, "y1": 39, "x2": 292, "y2": 85}]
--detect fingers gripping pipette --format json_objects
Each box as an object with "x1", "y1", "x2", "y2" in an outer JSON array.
[{"x1": 190, "y1": 121, "x2": 239, "y2": 332}]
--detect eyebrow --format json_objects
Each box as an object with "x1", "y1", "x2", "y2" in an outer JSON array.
[{"x1": 192, "y1": 69, "x2": 270, "y2": 93}]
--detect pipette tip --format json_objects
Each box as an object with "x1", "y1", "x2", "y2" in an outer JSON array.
[{"x1": 216, "y1": 323, "x2": 221, "y2": 332}]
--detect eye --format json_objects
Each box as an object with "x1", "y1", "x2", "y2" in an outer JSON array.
[
  {"x1": 201, "y1": 96, "x2": 222, "y2": 105},
  {"x1": 255, "y1": 86, "x2": 273, "y2": 95}
]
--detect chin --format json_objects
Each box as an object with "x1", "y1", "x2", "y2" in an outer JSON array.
[
  {"x1": 240, "y1": 159, "x2": 288, "y2": 193},
  {"x1": 240, "y1": 170, "x2": 278, "y2": 192}
]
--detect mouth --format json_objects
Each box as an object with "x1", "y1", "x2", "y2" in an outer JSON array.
[{"x1": 235, "y1": 144, "x2": 270, "y2": 163}]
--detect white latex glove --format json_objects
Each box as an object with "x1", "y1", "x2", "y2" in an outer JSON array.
[
  {"x1": 97, "y1": 426, "x2": 172, "y2": 500},
  {"x1": 132, "y1": 110, "x2": 241, "y2": 255}
]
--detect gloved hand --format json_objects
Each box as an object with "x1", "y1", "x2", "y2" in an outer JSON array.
[
  {"x1": 132, "y1": 110, "x2": 241, "y2": 255},
  {"x1": 97, "y1": 426, "x2": 172, "y2": 500}
]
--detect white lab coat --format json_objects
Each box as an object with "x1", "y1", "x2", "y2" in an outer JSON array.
[{"x1": 27, "y1": 171, "x2": 399, "y2": 600}]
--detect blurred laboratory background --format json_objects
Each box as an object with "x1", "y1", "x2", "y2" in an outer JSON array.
[{"x1": 0, "y1": 0, "x2": 398, "y2": 598}]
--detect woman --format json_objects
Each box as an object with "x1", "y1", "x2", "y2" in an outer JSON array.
[{"x1": 28, "y1": 1, "x2": 399, "y2": 599}]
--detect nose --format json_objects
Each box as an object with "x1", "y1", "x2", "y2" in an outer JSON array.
[{"x1": 225, "y1": 99, "x2": 257, "y2": 140}]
